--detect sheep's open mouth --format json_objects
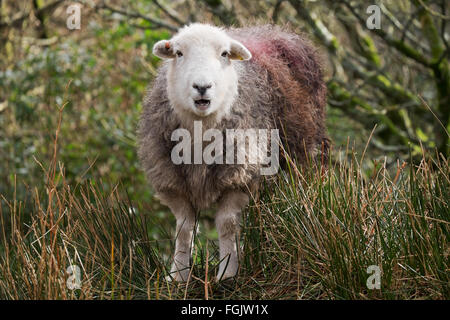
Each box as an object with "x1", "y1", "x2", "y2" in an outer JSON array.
[{"x1": 194, "y1": 99, "x2": 211, "y2": 110}]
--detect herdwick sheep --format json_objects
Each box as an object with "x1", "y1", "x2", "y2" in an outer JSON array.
[{"x1": 138, "y1": 23, "x2": 329, "y2": 282}]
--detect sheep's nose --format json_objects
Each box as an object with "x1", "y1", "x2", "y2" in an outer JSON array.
[{"x1": 193, "y1": 84, "x2": 212, "y2": 96}]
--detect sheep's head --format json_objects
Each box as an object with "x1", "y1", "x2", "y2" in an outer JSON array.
[{"x1": 153, "y1": 23, "x2": 252, "y2": 119}]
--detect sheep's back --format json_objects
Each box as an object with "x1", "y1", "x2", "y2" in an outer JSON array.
[{"x1": 228, "y1": 25, "x2": 329, "y2": 163}]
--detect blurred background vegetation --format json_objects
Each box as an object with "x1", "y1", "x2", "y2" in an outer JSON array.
[
  {"x1": 1, "y1": 0, "x2": 449, "y2": 205},
  {"x1": 0, "y1": 0, "x2": 448, "y2": 299}
]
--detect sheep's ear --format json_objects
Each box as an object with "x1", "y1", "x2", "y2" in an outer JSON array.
[
  {"x1": 229, "y1": 40, "x2": 252, "y2": 61},
  {"x1": 153, "y1": 40, "x2": 175, "y2": 59}
]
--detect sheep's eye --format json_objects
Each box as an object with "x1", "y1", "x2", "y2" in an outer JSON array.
[
  {"x1": 176, "y1": 51, "x2": 183, "y2": 57},
  {"x1": 221, "y1": 51, "x2": 229, "y2": 58}
]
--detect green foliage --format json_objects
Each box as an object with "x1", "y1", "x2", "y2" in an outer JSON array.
[
  {"x1": 0, "y1": 150, "x2": 447, "y2": 299},
  {"x1": 0, "y1": 15, "x2": 169, "y2": 203},
  {"x1": 0, "y1": 0, "x2": 448, "y2": 300}
]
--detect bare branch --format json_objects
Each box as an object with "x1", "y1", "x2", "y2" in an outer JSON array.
[
  {"x1": 0, "y1": 0, "x2": 64, "y2": 31},
  {"x1": 272, "y1": 0, "x2": 285, "y2": 23},
  {"x1": 97, "y1": 1, "x2": 178, "y2": 32},
  {"x1": 379, "y1": 3, "x2": 430, "y2": 54},
  {"x1": 440, "y1": 0, "x2": 449, "y2": 51},
  {"x1": 339, "y1": 0, "x2": 432, "y2": 68},
  {"x1": 417, "y1": 0, "x2": 450, "y2": 20},
  {"x1": 152, "y1": 0, "x2": 186, "y2": 26},
  {"x1": 198, "y1": 0, "x2": 238, "y2": 26}
]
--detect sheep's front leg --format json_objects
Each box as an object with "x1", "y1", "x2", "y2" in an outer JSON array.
[
  {"x1": 157, "y1": 193, "x2": 196, "y2": 282},
  {"x1": 215, "y1": 191, "x2": 249, "y2": 281}
]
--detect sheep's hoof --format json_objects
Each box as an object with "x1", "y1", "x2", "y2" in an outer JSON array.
[
  {"x1": 215, "y1": 271, "x2": 237, "y2": 282},
  {"x1": 166, "y1": 269, "x2": 191, "y2": 283},
  {"x1": 216, "y1": 259, "x2": 238, "y2": 282}
]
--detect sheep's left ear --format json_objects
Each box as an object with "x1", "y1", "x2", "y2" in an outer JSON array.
[
  {"x1": 229, "y1": 40, "x2": 252, "y2": 61},
  {"x1": 153, "y1": 40, "x2": 175, "y2": 59}
]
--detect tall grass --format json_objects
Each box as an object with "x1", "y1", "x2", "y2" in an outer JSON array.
[
  {"x1": 0, "y1": 109, "x2": 448, "y2": 299},
  {"x1": 241, "y1": 152, "x2": 449, "y2": 299}
]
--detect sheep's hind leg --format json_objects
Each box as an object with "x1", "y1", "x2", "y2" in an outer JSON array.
[
  {"x1": 215, "y1": 191, "x2": 249, "y2": 281},
  {"x1": 157, "y1": 193, "x2": 196, "y2": 282}
]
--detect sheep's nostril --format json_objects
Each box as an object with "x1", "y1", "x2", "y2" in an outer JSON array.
[{"x1": 193, "y1": 84, "x2": 212, "y2": 96}]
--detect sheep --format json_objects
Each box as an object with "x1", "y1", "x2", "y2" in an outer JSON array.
[{"x1": 138, "y1": 23, "x2": 329, "y2": 282}]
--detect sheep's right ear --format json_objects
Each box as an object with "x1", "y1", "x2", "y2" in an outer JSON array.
[{"x1": 153, "y1": 40, "x2": 175, "y2": 59}]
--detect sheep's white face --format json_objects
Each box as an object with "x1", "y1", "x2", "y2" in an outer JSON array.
[{"x1": 153, "y1": 24, "x2": 252, "y2": 119}]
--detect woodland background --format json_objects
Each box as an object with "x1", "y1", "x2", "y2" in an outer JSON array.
[{"x1": 0, "y1": 0, "x2": 448, "y2": 299}]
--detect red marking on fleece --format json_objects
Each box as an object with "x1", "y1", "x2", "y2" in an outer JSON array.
[{"x1": 229, "y1": 27, "x2": 328, "y2": 162}]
